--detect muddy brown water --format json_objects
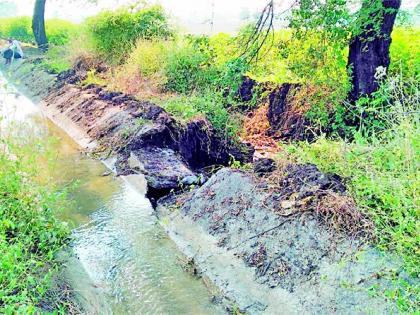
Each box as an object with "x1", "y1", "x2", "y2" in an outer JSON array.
[{"x1": 0, "y1": 75, "x2": 223, "y2": 314}]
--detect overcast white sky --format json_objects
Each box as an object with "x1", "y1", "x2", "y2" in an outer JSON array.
[{"x1": 8, "y1": 0, "x2": 420, "y2": 34}]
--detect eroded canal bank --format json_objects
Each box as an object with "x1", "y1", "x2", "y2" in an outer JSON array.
[
  {"x1": 1, "y1": 55, "x2": 416, "y2": 314},
  {"x1": 0, "y1": 74, "x2": 224, "y2": 314}
]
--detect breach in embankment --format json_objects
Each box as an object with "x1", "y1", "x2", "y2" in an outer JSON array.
[{"x1": 1, "y1": 42, "x2": 417, "y2": 314}]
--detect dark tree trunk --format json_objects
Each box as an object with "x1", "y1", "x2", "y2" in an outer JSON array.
[
  {"x1": 32, "y1": 0, "x2": 48, "y2": 51},
  {"x1": 347, "y1": 0, "x2": 401, "y2": 103}
]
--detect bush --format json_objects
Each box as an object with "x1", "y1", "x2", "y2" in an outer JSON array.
[
  {"x1": 85, "y1": 5, "x2": 173, "y2": 63},
  {"x1": 0, "y1": 16, "x2": 32, "y2": 42},
  {"x1": 333, "y1": 69, "x2": 419, "y2": 138},
  {"x1": 124, "y1": 39, "x2": 172, "y2": 77},
  {"x1": 107, "y1": 39, "x2": 173, "y2": 95},
  {"x1": 164, "y1": 41, "x2": 220, "y2": 94},
  {"x1": 0, "y1": 16, "x2": 78, "y2": 45},
  {"x1": 0, "y1": 138, "x2": 69, "y2": 313}
]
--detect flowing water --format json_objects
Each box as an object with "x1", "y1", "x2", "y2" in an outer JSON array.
[{"x1": 0, "y1": 75, "x2": 222, "y2": 315}]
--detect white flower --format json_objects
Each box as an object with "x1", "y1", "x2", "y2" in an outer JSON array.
[{"x1": 374, "y1": 66, "x2": 387, "y2": 80}]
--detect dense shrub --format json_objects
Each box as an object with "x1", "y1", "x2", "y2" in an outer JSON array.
[
  {"x1": 0, "y1": 16, "x2": 78, "y2": 45},
  {"x1": 164, "y1": 41, "x2": 220, "y2": 94},
  {"x1": 85, "y1": 5, "x2": 173, "y2": 63}
]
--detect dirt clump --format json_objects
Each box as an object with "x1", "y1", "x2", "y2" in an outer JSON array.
[
  {"x1": 254, "y1": 158, "x2": 277, "y2": 175},
  {"x1": 179, "y1": 118, "x2": 254, "y2": 170},
  {"x1": 242, "y1": 104, "x2": 281, "y2": 157}
]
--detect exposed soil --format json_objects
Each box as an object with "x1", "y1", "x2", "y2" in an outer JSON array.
[{"x1": 157, "y1": 168, "x2": 408, "y2": 314}]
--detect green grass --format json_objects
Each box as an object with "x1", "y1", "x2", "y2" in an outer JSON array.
[
  {"x1": 286, "y1": 120, "x2": 419, "y2": 272},
  {"x1": 158, "y1": 93, "x2": 241, "y2": 138},
  {"x1": 283, "y1": 80, "x2": 419, "y2": 311},
  {"x1": 390, "y1": 27, "x2": 420, "y2": 80},
  {"x1": 0, "y1": 16, "x2": 32, "y2": 42},
  {"x1": 42, "y1": 46, "x2": 71, "y2": 73},
  {"x1": 0, "y1": 137, "x2": 70, "y2": 313}
]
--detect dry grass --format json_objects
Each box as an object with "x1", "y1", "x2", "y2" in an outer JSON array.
[
  {"x1": 65, "y1": 32, "x2": 99, "y2": 69},
  {"x1": 316, "y1": 191, "x2": 374, "y2": 239},
  {"x1": 256, "y1": 156, "x2": 374, "y2": 240},
  {"x1": 110, "y1": 68, "x2": 164, "y2": 99}
]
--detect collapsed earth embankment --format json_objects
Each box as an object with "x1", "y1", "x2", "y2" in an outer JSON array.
[{"x1": 1, "y1": 52, "x2": 414, "y2": 314}]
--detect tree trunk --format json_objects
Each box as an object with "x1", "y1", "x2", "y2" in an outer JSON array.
[
  {"x1": 32, "y1": 0, "x2": 48, "y2": 51},
  {"x1": 347, "y1": 0, "x2": 401, "y2": 103}
]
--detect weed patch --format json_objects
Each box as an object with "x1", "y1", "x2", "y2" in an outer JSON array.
[
  {"x1": 158, "y1": 93, "x2": 241, "y2": 138},
  {"x1": 0, "y1": 137, "x2": 70, "y2": 313},
  {"x1": 284, "y1": 114, "x2": 419, "y2": 277}
]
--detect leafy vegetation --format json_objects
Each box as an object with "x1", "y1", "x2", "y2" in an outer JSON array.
[
  {"x1": 0, "y1": 16, "x2": 78, "y2": 46},
  {"x1": 286, "y1": 79, "x2": 419, "y2": 274},
  {"x1": 164, "y1": 41, "x2": 220, "y2": 94},
  {"x1": 157, "y1": 93, "x2": 242, "y2": 138},
  {"x1": 0, "y1": 137, "x2": 70, "y2": 313},
  {"x1": 42, "y1": 46, "x2": 72, "y2": 73},
  {"x1": 85, "y1": 4, "x2": 173, "y2": 63},
  {"x1": 0, "y1": 16, "x2": 32, "y2": 42},
  {"x1": 284, "y1": 73, "x2": 419, "y2": 311}
]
